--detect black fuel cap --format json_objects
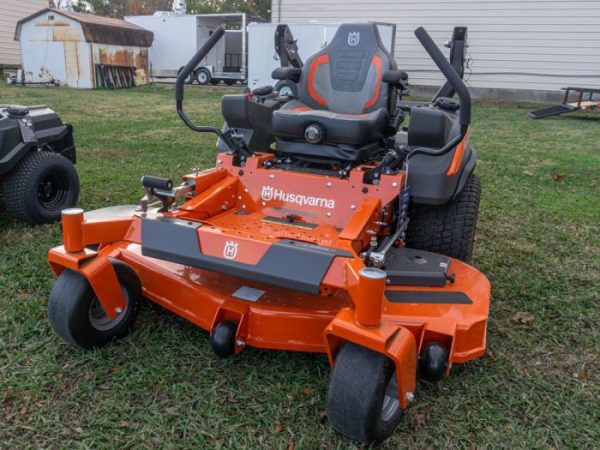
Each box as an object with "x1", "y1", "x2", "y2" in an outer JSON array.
[{"x1": 6, "y1": 105, "x2": 30, "y2": 117}]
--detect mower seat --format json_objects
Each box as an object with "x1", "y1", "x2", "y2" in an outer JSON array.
[{"x1": 271, "y1": 23, "x2": 398, "y2": 161}]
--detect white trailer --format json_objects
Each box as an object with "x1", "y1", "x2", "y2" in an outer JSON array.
[
  {"x1": 125, "y1": 12, "x2": 263, "y2": 85},
  {"x1": 247, "y1": 22, "x2": 396, "y2": 91}
]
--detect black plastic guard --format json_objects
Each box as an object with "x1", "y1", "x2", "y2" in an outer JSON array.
[{"x1": 141, "y1": 217, "x2": 351, "y2": 295}]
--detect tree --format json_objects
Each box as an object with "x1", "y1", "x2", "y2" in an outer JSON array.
[
  {"x1": 52, "y1": 1, "x2": 174, "y2": 18},
  {"x1": 186, "y1": 0, "x2": 270, "y2": 19},
  {"x1": 50, "y1": 0, "x2": 270, "y2": 20}
]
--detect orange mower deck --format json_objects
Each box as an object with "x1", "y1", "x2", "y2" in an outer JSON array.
[{"x1": 48, "y1": 152, "x2": 490, "y2": 411}]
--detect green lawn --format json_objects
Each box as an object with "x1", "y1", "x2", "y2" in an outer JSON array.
[{"x1": 0, "y1": 84, "x2": 598, "y2": 449}]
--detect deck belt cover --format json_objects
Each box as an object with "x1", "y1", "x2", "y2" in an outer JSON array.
[{"x1": 141, "y1": 217, "x2": 351, "y2": 294}]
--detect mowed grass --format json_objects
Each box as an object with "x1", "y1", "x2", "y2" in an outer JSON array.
[{"x1": 0, "y1": 83, "x2": 598, "y2": 449}]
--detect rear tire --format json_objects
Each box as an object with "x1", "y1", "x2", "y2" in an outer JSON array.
[
  {"x1": 224, "y1": 79, "x2": 236, "y2": 86},
  {"x1": 326, "y1": 342, "x2": 403, "y2": 444},
  {"x1": 405, "y1": 174, "x2": 481, "y2": 262},
  {"x1": 3, "y1": 151, "x2": 79, "y2": 225},
  {"x1": 48, "y1": 260, "x2": 141, "y2": 349}
]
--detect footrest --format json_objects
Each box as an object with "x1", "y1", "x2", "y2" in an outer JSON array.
[{"x1": 384, "y1": 248, "x2": 450, "y2": 287}]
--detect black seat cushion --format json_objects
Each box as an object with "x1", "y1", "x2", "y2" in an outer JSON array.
[
  {"x1": 270, "y1": 23, "x2": 397, "y2": 161},
  {"x1": 272, "y1": 101, "x2": 388, "y2": 146},
  {"x1": 275, "y1": 140, "x2": 380, "y2": 162}
]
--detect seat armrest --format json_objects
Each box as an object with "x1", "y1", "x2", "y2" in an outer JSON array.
[
  {"x1": 383, "y1": 70, "x2": 409, "y2": 90},
  {"x1": 272, "y1": 67, "x2": 302, "y2": 82}
]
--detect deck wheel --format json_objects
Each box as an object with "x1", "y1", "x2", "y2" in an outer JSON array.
[
  {"x1": 210, "y1": 321, "x2": 237, "y2": 357},
  {"x1": 419, "y1": 342, "x2": 448, "y2": 381},
  {"x1": 326, "y1": 342, "x2": 403, "y2": 444},
  {"x1": 48, "y1": 260, "x2": 141, "y2": 349}
]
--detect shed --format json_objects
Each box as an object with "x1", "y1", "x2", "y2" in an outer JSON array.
[
  {"x1": 14, "y1": 8, "x2": 154, "y2": 88},
  {"x1": 271, "y1": 0, "x2": 600, "y2": 102}
]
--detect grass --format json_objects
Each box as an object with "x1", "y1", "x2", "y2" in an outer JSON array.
[{"x1": 0, "y1": 83, "x2": 599, "y2": 449}]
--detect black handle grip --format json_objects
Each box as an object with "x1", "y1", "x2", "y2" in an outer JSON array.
[
  {"x1": 176, "y1": 27, "x2": 225, "y2": 103},
  {"x1": 141, "y1": 176, "x2": 173, "y2": 191},
  {"x1": 414, "y1": 27, "x2": 471, "y2": 128}
]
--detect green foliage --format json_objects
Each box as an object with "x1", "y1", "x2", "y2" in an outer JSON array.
[
  {"x1": 49, "y1": 0, "x2": 270, "y2": 19},
  {"x1": 187, "y1": 0, "x2": 270, "y2": 19}
]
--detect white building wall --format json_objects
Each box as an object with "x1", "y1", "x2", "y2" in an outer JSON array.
[
  {"x1": 271, "y1": 0, "x2": 600, "y2": 92},
  {"x1": 0, "y1": 0, "x2": 47, "y2": 67}
]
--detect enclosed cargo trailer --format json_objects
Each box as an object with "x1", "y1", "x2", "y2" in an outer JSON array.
[{"x1": 126, "y1": 12, "x2": 263, "y2": 85}]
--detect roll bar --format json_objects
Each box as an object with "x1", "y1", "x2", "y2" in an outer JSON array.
[
  {"x1": 176, "y1": 27, "x2": 226, "y2": 135},
  {"x1": 414, "y1": 27, "x2": 471, "y2": 129},
  {"x1": 408, "y1": 27, "x2": 471, "y2": 159},
  {"x1": 175, "y1": 27, "x2": 253, "y2": 158}
]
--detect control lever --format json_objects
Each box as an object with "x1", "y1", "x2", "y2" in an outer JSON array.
[{"x1": 139, "y1": 176, "x2": 194, "y2": 213}]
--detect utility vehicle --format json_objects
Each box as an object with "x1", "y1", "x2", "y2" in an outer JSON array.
[
  {"x1": 1, "y1": 104, "x2": 78, "y2": 224},
  {"x1": 47, "y1": 24, "x2": 489, "y2": 444}
]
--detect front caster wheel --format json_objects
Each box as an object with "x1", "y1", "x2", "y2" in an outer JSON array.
[
  {"x1": 419, "y1": 342, "x2": 448, "y2": 381},
  {"x1": 326, "y1": 342, "x2": 403, "y2": 444},
  {"x1": 210, "y1": 321, "x2": 237, "y2": 357},
  {"x1": 48, "y1": 260, "x2": 141, "y2": 349}
]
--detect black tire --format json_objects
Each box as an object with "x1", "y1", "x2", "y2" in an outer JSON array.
[
  {"x1": 195, "y1": 68, "x2": 211, "y2": 85},
  {"x1": 274, "y1": 80, "x2": 297, "y2": 97},
  {"x1": 326, "y1": 342, "x2": 403, "y2": 444},
  {"x1": 210, "y1": 321, "x2": 237, "y2": 357},
  {"x1": 209, "y1": 78, "x2": 219, "y2": 85},
  {"x1": 48, "y1": 260, "x2": 141, "y2": 350},
  {"x1": 405, "y1": 174, "x2": 481, "y2": 262},
  {"x1": 419, "y1": 342, "x2": 448, "y2": 381},
  {"x1": 2, "y1": 150, "x2": 79, "y2": 225},
  {"x1": 224, "y1": 79, "x2": 236, "y2": 86}
]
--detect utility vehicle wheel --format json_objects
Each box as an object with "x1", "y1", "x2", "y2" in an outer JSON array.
[
  {"x1": 419, "y1": 342, "x2": 448, "y2": 381},
  {"x1": 274, "y1": 80, "x2": 296, "y2": 97},
  {"x1": 405, "y1": 174, "x2": 481, "y2": 262},
  {"x1": 3, "y1": 151, "x2": 79, "y2": 225},
  {"x1": 177, "y1": 66, "x2": 194, "y2": 84},
  {"x1": 195, "y1": 68, "x2": 211, "y2": 85},
  {"x1": 224, "y1": 79, "x2": 236, "y2": 86},
  {"x1": 210, "y1": 321, "x2": 237, "y2": 357},
  {"x1": 326, "y1": 342, "x2": 403, "y2": 444},
  {"x1": 48, "y1": 260, "x2": 141, "y2": 349},
  {"x1": 210, "y1": 79, "x2": 219, "y2": 85}
]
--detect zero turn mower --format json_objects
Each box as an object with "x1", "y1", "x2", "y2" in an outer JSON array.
[
  {"x1": 1, "y1": 104, "x2": 78, "y2": 224},
  {"x1": 47, "y1": 24, "x2": 489, "y2": 444}
]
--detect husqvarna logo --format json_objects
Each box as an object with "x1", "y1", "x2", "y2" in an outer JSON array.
[
  {"x1": 223, "y1": 241, "x2": 239, "y2": 260},
  {"x1": 348, "y1": 32, "x2": 360, "y2": 46},
  {"x1": 261, "y1": 185, "x2": 274, "y2": 201},
  {"x1": 260, "y1": 185, "x2": 335, "y2": 209}
]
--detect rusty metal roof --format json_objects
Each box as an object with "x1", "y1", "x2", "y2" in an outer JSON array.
[{"x1": 15, "y1": 8, "x2": 153, "y2": 47}]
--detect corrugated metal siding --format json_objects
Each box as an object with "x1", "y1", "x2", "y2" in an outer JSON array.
[
  {"x1": 0, "y1": 0, "x2": 46, "y2": 67},
  {"x1": 272, "y1": 0, "x2": 600, "y2": 91}
]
